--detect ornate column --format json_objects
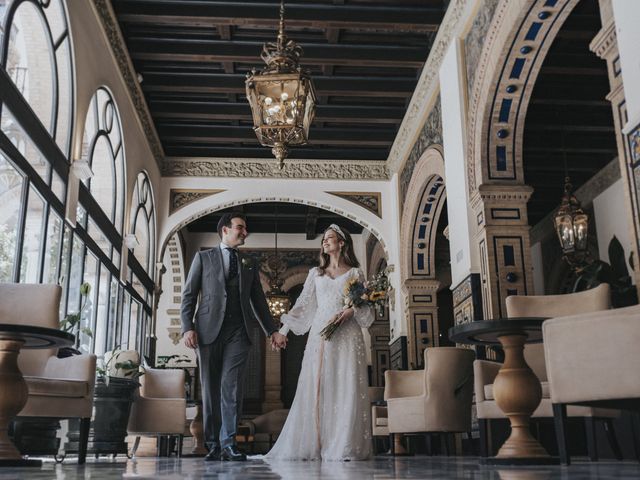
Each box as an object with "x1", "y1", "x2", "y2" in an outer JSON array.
[
  {"x1": 262, "y1": 338, "x2": 283, "y2": 412},
  {"x1": 403, "y1": 278, "x2": 441, "y2": 369},
  {"x1": 471, "y1": 185, "x2": 534, "y2": 319},
  {"x1": 590, "y1": 3, "x2": 640, "y2": 291}
]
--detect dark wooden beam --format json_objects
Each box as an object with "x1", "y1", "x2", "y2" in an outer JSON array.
[
  {"x1": 150, "y1": 101, "x2": 404, "y2": 124},
  {"x1": 163, "y1": 146, "x2": 389, "y2": 160},
  {"x1": 114, "y1": 1, "x2": 443, "y2": 32},
  {"x1": 158, "y1": 124, "x2": 394, "y2": 146},
  {"x1": 127, "y1": 38, "x2": 427, "y2": 68},
  {"x1": 140, "y1": 72, "x2": 415, "y2": 97}
]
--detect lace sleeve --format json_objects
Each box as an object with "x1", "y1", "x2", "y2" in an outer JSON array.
[
  {"x1": 279, "y1": 267, "x2": 318, "y2": 336},
  {"x1": 353, "y1": 268, "x2": 375, "y2": 328}
]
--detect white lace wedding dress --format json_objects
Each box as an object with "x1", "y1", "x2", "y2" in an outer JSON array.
[{"x1": 265, "y1": 267, "x2": 374, "y2": 461}]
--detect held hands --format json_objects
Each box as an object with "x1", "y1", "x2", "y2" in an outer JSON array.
[
  {"x1": 270, "y1": 332, "x2": 288, "y2": 351},
  {"x1": 183, "y1": 330, "x2": 198, "y2": 349}
]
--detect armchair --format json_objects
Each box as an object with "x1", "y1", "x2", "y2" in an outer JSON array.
[
  {"x1": 386, "y1": 347, "x2": 475, "y2": 455},
  {"x1": 543, "y1": 304, "x2": 640, "y2": 464},
  {"x1": 0, "y1": 283, "x2": 96, "y2": 464},
  {"x1": 127, "y1": 367, "x2": 187, "y2": 457},
  {"x1": 475, "y1": 284, "x2": 620, "y2": 459}
]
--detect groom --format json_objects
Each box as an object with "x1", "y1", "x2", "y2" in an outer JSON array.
[{"x1": 181, "y1": 213, "x2": 288, "y2": 461}]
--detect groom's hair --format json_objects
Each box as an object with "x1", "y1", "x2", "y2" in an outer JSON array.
[{"x1": 217, "y1": 212, "x2": 247, "y2": 238}]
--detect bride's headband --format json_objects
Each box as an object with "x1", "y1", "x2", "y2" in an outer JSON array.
[{"x1": 328, "y1": 224, "x2": 346, "y2": 240}]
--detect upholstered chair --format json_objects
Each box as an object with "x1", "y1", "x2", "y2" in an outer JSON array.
[
  {"x1": 0, "y1": 283, "x2": 97, "y2": 464},
  {"x1": 127, "y1": 367, "x2": 187, "y2": 457},
  {"x1": 386, "y1": 347, "x2": 475, "y2": 455},
  {"x1": 474, "y1": 284, "x2": 621, "y2": 460},
  {"x1": 368, "y1": 386, "x2": 388, "y2": 453},
  {"x1": 543, "y1": 303, "x2": 640, "y2": 464}
]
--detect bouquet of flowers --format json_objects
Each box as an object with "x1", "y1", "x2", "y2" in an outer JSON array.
[{"x1": 320, "y1": 270, "x2": 391, "y2": 341}]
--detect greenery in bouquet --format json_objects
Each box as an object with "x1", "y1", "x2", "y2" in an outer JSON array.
[{"x1": 320, "y1": 270, "x2": 391, "y2": 341}]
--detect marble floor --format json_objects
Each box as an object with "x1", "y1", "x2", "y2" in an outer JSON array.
[{"x1": 0, "y1": 456, "x2": 639, "y2": 480}]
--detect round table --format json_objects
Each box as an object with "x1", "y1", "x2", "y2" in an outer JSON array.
[
  {"x1": 449, "y1": 318, "x2": 557, "y2": 465},
  {"x1": 0, "y1": 324, "x2": 74, "y2": 467}
]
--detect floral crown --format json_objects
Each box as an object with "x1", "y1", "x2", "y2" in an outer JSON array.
[{"x1": 328, "y1": 224, "x2": 346, "y2": 240}]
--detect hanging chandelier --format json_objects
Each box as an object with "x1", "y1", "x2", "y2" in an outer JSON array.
[
  {"x1": 245, "y1": 0, "x2": 317, "y2": 169},
  {"x1": 554, "y1": 176, "x2": 590, "y2": 268},
  {"x1": 265, "y1": 206, "x2": 291, "y2": 320}
]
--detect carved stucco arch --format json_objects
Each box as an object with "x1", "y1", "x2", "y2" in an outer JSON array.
[
  {"x1": 468, "y1": 0, "x2": 580, "y2": 191},
  {"x1": 400, "y1": 145, "x2": 446, "y2": 282},
  {"x1": 159, "y1": 194, "x2": 388, "y2": 268}
]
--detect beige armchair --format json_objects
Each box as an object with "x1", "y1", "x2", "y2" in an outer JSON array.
[
  {"x1": 543, "y1": 303, "x2": 640, "y2": 464},
  {"x1": 368, "y1": 386, "x2": 388, "y2": 453},
  {"x1": 386, "y1": 347, "x2": 475, "y2": 455},
  {"x1": 0, "y1": 283, "x2": 97, "y2": 464},
  {"x1": 475, "y1": 284, "x2": 620, "y2": 459},
  {"x1": 127, "y1": 367, "x2": 187, "y2": 457}
]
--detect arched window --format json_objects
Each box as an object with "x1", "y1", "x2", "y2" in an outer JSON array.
[
  {"x1": 81, "y1": 87, "x2": 125, "y2": 234},
  {"x1": 0, "y1": 0, "x2": 73, "y2": 288},
  {"x1": 1, "y1": 0, "x2": 74, "y2": 156},
  {"x1": 130, "y1": 171, "x2": 155, "y2": 277}
]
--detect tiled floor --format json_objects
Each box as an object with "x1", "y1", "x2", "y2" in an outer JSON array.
[{"x1": 0, "y1": 456, "x2": 639, "y2": 479}]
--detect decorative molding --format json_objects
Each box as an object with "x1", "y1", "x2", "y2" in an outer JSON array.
[
  {"x1": 399, "y1": 97, "x2": 443, "y2": 206},
  {"x1": 169, "y1": 189, "x2": 225, "y2": 215},
  {"x1": 326, "y1": 191, "x2": 382, "y2": 218},
  {"x1": 388, "y1": 0, "x2": 476, "y2": 174},
  {"x1": 162, "y1": 158, "x2": 390, "y2": 180},
  {"x1": 92, "y1": 0, "x2": 165, "y2": 168},
  {"x1": 589, "y1": 21, "x2": 617, "y2": 60}
]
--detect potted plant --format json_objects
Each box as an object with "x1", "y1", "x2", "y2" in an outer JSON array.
[
  {"x1": 58, "y1": 282, "x2": 93, "y2": 357},
  {"x1": 66, "y1": 348, "x2": 144, "y2": 457}
]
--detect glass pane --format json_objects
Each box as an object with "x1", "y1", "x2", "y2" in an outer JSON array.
[
  {"x1": 67, "y1": 233, "x2": 85, "y2": 315},
  {"x1": 76, "y1": 204, "x2": 87, "y2": 229},
  {"x1": 120, "y1": 290, "x2": 131, "y2": 350},
  {"x1": 81, "y1": 252, "x2": 98, "y2": 353},
  {"x1": 20, "y1": 186, "x2": 46, "y2": 283},
  {"x1": 128, "y1": 299, "x2": 139, "y2": 353},
  {"x1": 87, "y1": 216, "x2": 112, "y2": 261},
  {"x1": 1, "y1": 106, "x2": 49, "y2": 183},
  {"x1": 131, "y1": 273, "x2": 145, "y2": 299},
  {"x1": 89, "y1": 135, "x2": 115, "y2": 223},
  {"x1": 44, "y1": 0, "x2": 67, "y2": 45},
  {"x1": 95, "y1": 265, "x2": 110, "y2": 356},
  {"x1": 51, "y1": 169, "x2": 65, "y2": 202},
  {"x1": 58, "y1": 222, "x2": 72, "y2": 318},
  {"x1": 6, "y1": 2, "x2": 55, "y2": 133},
  {"x1": 54, "y1": 39, "x2": 72, "y2": 156},
  {"x1": 0, "y1": 152, "x2": 24, "y2": 282},
  {"x1": 133, "y1": 210, "x2": 149, "y2": 274},
  {"x1": 109, "y1": 279, "x2": 120, "y2": 349},
  {"x1": 43, "y1": 209, "x2": 63, "y2": 284}
]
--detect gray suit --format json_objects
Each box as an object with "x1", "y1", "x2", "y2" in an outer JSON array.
[{"x1": 181, "y1": 247, "x2": 277, "y2": 449}]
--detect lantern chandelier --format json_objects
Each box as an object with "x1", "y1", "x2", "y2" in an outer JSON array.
[
  {"x1": 554, "y1": 177, "x2": 590, "y2": 269},
  {"x1": 245, "y1": 0, "x2": 317, "y2": 169},
  {"x1": 265, "y1": 206, "x2": 291, "y2": 321}
]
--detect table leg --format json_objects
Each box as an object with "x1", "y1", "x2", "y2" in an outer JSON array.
[
  {"x1": 491, "y1": 334, "x2": 553, "y2": 463},
  {"x1": 0, "y1": 338, "x2": 38, "y2": 466}
]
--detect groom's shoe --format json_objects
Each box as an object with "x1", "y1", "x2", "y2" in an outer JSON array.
[
  {"x1": 220, "y1": 445, "x2": 247, "y2": 461},
  {"x1": 204, "y1": 446, "x2": 221, "y2": 461}
]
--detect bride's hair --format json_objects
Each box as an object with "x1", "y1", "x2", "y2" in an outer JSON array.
[{"x1": 318, "y1": 225, "x2": 360, "y2": 275}]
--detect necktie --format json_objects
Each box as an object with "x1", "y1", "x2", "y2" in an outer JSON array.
[{"x1": 227, "y1": 248, "x2": 238, "y2": 280}]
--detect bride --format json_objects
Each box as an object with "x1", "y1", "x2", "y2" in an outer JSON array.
[{"x1": 265, "y1": 224, "x2": 374, "y2": 461}]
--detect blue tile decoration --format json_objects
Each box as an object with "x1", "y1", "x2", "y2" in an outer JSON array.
[
  {"x1": 525, "y1": 22, "x2": 542, "y2": 41},
  {"x1": 496, "y1": 146, "x2": 507, "y2": 171},
  {"x1": 499, "y1": 99, "x2": 512, "y2": 122},
  {"x1": 510, "y1": 58, "x2": 526, "y2": 79}
]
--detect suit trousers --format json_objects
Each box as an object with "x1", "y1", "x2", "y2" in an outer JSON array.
[{"x1": 198, "y1": 321, "x2": 250, "y2": 449}]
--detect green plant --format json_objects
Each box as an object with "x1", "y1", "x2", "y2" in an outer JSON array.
[
  {"x1": 59, "y1": 282, "x2": 93, "y2": 348},
  {"x1": 96, "y1": 347, "x2": 145, "y2": 385},
  {"x1": 573, "y1": 236, "x2": 638, "y2": 307}
]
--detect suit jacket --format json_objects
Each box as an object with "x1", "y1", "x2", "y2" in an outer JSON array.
[{"x1": 180, "y1": 247, "x2": 277, "y2": 345}]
